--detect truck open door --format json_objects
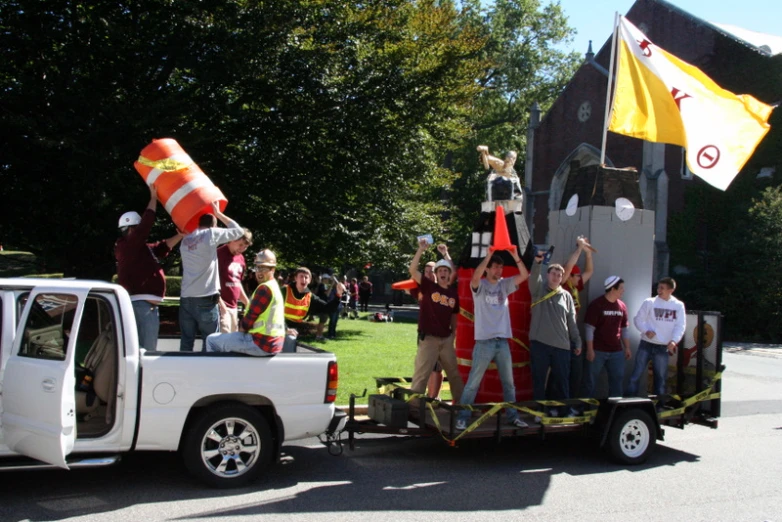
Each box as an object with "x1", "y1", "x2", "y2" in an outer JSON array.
[{"x1": 1, "y1": 288, "x2": 88, "y2": 468}]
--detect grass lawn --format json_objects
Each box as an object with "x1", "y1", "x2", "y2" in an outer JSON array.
[{"x1": 305, "y1": 314, "x2": 443, "y2": 405}]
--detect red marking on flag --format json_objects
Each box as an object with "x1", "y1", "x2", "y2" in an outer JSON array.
[
  {"x1": 638, "y1": 38, "x2": 653, "y2": 57},
  {"x1": 671, "y1": 88, "x2": 692, "y2": 109},
  {"x1": 697, "y1": 146, "x2": 721, "y2": 169}
]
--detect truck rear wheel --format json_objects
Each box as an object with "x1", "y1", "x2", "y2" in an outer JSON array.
[
  {"x1": 182, "y1": 403, "x2": 273, "y2": 488},
  {"x1": 608, "y1": 408, "x2": 655, "y2": 465}
]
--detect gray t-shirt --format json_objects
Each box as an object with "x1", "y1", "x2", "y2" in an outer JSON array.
[
  {"x1": 180, "y1": 220, "x2": 244, "y2": 298},
  {"x1": 528, "y1": 262, "x2": 581, "y2": 351},
  {"x1": 471, "y1": 277, "x2": 517, "y2": 340}
]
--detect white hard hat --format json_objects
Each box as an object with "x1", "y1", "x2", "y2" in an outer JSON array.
[
  {"x1": 434, "y1": 259, "x2": 452, "y2": 272},
  {"x1": 254, "y1": 249, "x2": 277, "y2": 267},
  {"x1": 118, "y1": 211, "x2": 142, "y2": 228}
]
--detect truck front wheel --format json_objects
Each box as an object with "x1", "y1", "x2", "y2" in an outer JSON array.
[
  {"x1": 608, "y1": 408, "x2": 655, "y2": 465},
  {"x1": 183, "y1": 403, "x2": 273, "y2": 488}
]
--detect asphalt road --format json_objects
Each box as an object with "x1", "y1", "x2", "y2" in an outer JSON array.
[{"x1": 0, "y1": 350, "x2": 780, "y2": 522}]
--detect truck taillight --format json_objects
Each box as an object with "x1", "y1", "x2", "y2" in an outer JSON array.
[{"x1": 325, "y1": 361, "x2": 338, "y2": 403}]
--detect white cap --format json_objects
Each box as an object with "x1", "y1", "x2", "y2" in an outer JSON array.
[
  {"x1": 434, "y1": 259, "x2": 452, "y2": 272},
  {"x1": 604, "y1": 275, "x2": 621, "y2": 290},
  {"x1": 118, "y1": 211, "x2": 142, "y2": 228}
]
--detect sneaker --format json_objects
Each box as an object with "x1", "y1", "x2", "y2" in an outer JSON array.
[
  {"x1": 455, "y1": 418, "x2": 467, "y2": 431},
  {"x1": 548, "y1": 408, "x2": 559, "y2": 418},
  {"x1": 534, "y1": 416, "x2": 542, "y2": 423},
  {"x1": 510, "y1": 418, "x2": 529, "y2": 429}
]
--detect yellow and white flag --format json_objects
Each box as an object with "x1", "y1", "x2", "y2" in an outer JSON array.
[{"x1": 608, "y1": 16, "x2": 774, "y2": 190}]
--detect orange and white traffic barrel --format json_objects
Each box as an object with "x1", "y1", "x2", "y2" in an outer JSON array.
[{"x1": 133, "y1": 138, "x2": 227, "y2": 233}]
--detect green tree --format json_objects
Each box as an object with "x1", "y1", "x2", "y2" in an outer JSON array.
[
  {"x1": 447, "y1": 0, "x2": 581, "y2": 254},
  {"x1": 672, "y1": 181, "x2": 782, "y2": 342},
  {"x1": 0, "y1": 0, "x2": 581, "y2": 278},
  {"x1": 0, "y1": 0, "x2": 487, "y2": 276}
]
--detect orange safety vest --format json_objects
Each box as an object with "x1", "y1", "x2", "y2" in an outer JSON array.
[{"x1": 284, "y1": 287, "x2": 312, "y2": 323}]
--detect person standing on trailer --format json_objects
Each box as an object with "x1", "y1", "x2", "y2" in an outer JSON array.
[
  {"x1": 529, "y1": 254, "x2": 582, "y2": 417},
  {"x1": 456, "y1": 249, "x2": 530, "y2": 431},
  {"x1": 550, "y1": 236, "x2": 595, "y2": 404},
  {"x1": 410, "y1": 261, "x2": 445, "y2": 399},
  {"x1": 626, "y1": 277, "x2": 686, "y2": 403},
  {"x1": 584, "y1": 276, "x2": 631, "y2": 398},
  {"x1": 408, "y1": 241, "x2": 463, "y2": 406}
]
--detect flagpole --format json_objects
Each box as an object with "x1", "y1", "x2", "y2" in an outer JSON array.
[{"x1": 600, "y1": 13, "x2": 621, "y2": 165}]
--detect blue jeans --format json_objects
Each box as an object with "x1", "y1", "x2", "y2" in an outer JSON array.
[
  {"x1": 179, "y1": 295, "x2": 220, "y2": 351},
  {"x1": 586, "y1": 350, "x2": 626, "y2": 398},
  {"x1": 205, "y1": 332, "x2": 272, "y2": 356},
  {"x1": 132, "y1": 300, "x2": 159, "y2": 351},
  {"x1": 548, "y1": 340, "x2": 586, "y2": 398},
  {"x1": 457, "y1": 339, "x2": 519, "y2": 423},
  {"x1": 626, "y1": 340, "x2": 669, "y2": 396},
  {"x1": 530, "y1": 340, "x2": 571, "y2": 401},
  {"x1": 328, "y1": 306, "x2": 341, "y2": 338}
]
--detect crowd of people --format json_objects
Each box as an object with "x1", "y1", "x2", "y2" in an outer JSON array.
[
  {"x1": 405, "y1": 234, "x2": 685, "y2": 430},
  {"x1": 115, "y1": 188, "x2": 686, "y2": 425},
  {"x1": 114, "y1": 190, "x2": 373, "y2": 356}
]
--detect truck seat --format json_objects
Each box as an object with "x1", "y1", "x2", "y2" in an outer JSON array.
[{"x1": 75, "y1": 322, "x2": 117, "y2": 422}]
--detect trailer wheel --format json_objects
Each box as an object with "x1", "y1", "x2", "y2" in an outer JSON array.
[
  {"x1": 182, "y1": 403, "x2": 273, "y2": 488},
  {"x1": 608, "y1": 408, "x2": 655, "y2": 465}
]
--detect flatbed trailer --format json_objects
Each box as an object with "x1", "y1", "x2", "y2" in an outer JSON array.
[{"x1": 338, "y1": 311, "x2": 723, "y2": 465}]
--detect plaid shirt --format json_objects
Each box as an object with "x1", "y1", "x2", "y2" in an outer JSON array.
[{"x1": 241, "y1": 283, "x2": 283, "y2": 354}]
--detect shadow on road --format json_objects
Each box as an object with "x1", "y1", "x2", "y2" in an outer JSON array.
[{"x1": 0, "y1": 433, "x2": 699, "y2": 521}]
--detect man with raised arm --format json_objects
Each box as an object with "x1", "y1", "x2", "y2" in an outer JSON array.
[
  {"x1": 561, "y1": 235, "x2": 595, "y2": 313},
  {"x1": 529, "y1": 251, "x2": 582, "y2": 417},
  {"x1": 115, "y1": 184, "x2": 182, "y2": 351},
  {"x1": 560, "y1": 235, "x2": 595, "y2": 401},
  {"x1": 179, "y1": 201, "x2": 246, "y2": 351},
  {"x1": 456, "y1": 248, "x2": 530, "y2": 431},
  {"x1": 408, "y1": 239, "x2": 464, "y2": 406}
]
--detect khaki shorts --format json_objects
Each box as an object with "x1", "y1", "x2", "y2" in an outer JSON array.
[{"x1": 219, "y1": 306, "x2": 239, "y2": 333}]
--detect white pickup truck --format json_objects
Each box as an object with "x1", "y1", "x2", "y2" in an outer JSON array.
[{"x1": 0, "y1": 278, "x2": 344, "y2": 487}]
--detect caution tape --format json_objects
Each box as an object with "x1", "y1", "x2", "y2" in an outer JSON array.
[
  {"x1": 136, "y1": 155, "x2": 193, "y2": 172},
  {"x1": 374, "y1": 371, "x2": 722, "y2": 441},
  {"x1": 658, "y1": 371, "x2": 722, "y2": 419},
  {"x1": 376, "y1": 382, "x2": 599, "y2": 443},
  {"x1": 458, "y1": 308, "x2": 474, "y2": 321}
]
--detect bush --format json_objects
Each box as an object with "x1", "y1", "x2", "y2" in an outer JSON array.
[
  {"x1": 166, "y1": 276, "x2": 182, "y2": 297},
  {"x1": 0, "y1": 251, "x2": 47, "y2": 277}
]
